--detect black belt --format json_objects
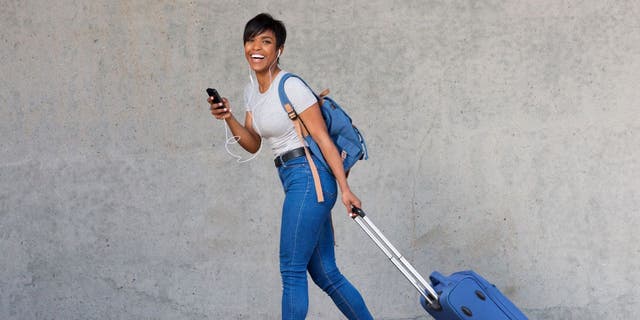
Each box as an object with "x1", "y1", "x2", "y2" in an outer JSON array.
[{"x1": 274, "y1": 147, "x2": 306, "y2": 167}]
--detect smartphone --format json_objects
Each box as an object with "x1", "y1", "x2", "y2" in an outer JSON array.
[{"x1": 206, "y1": 88, "x2": 224, "y2": 109}]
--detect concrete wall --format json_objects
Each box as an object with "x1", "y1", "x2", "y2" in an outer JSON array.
[{"x1": 2, "y1": 1, "x2": 639, "y2": 319}]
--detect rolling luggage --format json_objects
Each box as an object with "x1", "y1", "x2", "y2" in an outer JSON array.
[{"x1": 351, "y1": 208, "x2": 528, "y2": 320}]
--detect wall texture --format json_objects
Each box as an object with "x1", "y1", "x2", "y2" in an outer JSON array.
[{"x1": 2, "y1": 1, "x2": 639, "y2": 319}]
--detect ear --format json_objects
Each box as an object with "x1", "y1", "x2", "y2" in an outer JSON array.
[{"x1": 277, "y1": 46, "x2": 284, "y2": 58}]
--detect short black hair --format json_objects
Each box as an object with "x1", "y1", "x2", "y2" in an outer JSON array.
[{"x1": 243, "y1": 13, "x2": 286, "y2": 49}]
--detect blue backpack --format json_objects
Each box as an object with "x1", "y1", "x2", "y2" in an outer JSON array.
[{"x1": 277, "y1": 73, "x2": 368, "y2": 174}]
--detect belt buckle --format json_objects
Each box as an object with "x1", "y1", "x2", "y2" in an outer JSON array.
[
  {"x1": 275, "y1": 154, "x2": 285, "y2": 167},
  {"x1": 276, "y1": 147, "x2": 304, "y2": 167}
]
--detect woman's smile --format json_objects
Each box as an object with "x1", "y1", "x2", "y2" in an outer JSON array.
[{"x1": 250, "y1": 53, "x2": 266, "y2": 63}]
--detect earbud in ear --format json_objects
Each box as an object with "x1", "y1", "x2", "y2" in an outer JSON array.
[{"x1": 277, "y1": 49, "x2": 281, "y2": 58}]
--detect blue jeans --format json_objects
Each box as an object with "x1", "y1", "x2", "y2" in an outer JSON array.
[{"x1": 277, "y1": 155, "x2": 373, "y2": 320}]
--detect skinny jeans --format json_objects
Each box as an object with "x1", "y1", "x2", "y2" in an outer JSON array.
[{"x1": 277, "y1": 155, "x2": 373, "y2": 320}]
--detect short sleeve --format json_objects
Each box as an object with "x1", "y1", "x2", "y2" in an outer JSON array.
[
  {"x1": 283, "y1": 77, "x2": 318, "y2": 114},
  {"x1": 243, "y1": 83, "x2": 253, "y2": 112}
]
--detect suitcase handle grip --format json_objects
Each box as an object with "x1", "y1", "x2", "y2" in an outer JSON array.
[
  {"x1": 351, "y1": 207, "x2": 366, "y2": 218},
  {"x1": 350, "y1": 207, "x2": 441, "y2": 309}
]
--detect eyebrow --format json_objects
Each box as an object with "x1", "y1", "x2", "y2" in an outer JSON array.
[{"x1": 256, "y1": 35, "x2": 274, "y2": 40}]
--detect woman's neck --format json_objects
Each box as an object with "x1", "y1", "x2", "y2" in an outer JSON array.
[{"x1": 255, "y1": 67, "x2": 281, "y2": 93}]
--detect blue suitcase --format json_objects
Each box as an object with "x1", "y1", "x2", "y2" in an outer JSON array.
[{"x1": 351, "y1": 208, "x2": 528, "y2": 319}]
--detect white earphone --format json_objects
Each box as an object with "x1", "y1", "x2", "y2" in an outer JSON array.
[{"x1": 277, "y1": 49, "x2": 281, "y2": 58}]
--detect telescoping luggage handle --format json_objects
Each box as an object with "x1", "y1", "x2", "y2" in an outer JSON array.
[{"x1": 351, "y1": 207, "x2": 442, "y2": 311}]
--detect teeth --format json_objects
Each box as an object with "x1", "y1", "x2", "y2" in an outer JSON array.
[{"x1": 251, "y1": 54, "x2": 265, "y2": 59}]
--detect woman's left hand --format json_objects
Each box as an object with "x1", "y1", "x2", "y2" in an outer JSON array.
[{"x1": 341, "y1": 189, "x2": 362, "y2": 218}]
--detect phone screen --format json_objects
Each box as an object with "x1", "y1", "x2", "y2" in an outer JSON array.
[{"x1": 206, "y1": 88, "x2": 224, "y2": 109}]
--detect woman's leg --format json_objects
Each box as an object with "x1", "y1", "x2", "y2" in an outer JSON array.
[
  {"x1": 308, "y1": 217, "x2": 374, "y2": 320},
  {"x1": 278, "y1": 159, "x2": 337, "y2": 320}
]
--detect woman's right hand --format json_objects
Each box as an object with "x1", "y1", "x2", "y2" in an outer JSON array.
[{"x1": 209, "y1": 96, "x2": 232, "y2": 120}]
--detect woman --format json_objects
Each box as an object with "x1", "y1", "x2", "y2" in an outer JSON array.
[{"x1": 209, "y1": 13, "x2": 373, "y2": 320}]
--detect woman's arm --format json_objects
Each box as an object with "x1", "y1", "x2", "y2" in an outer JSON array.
[
  {"x1": 298, "y1": 103, "x2": 361, "y2": 216},
  {"x1": 210, "y1": 97, "x2": 261, "y2": 153}
]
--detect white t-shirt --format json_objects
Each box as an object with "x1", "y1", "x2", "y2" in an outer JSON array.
[{"x1": 244, "y1": 71, "x2": 317, "y2": 157}]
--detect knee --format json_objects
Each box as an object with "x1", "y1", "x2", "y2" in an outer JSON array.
[
  {"x1": 310, "y1": 268, "x2": 347, "y2": 294},
  {"x1": 280, "y1": 266, "x2": 308, "y2": 285}
]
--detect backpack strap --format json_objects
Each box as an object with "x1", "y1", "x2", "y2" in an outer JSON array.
[{"x1": 278, "y1": 73, "x2": 325, "y2": 203}]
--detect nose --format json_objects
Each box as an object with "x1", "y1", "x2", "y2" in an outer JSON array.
[{"x1": 251, "y1": 40, "x2": 262, "y2": 51}]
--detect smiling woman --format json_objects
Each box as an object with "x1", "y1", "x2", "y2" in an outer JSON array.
[{"x1": 206, "y1": 13, "x2": 374, "y2": 320}]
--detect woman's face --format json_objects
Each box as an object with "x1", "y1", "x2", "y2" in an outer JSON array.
[{"x1": 244, "y1": 29, "x2": 280, "y2": 73}]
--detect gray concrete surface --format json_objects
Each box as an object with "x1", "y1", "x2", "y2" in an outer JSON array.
[{"x1": 2, "y1": 1, "x2": 639, "y2": 319}]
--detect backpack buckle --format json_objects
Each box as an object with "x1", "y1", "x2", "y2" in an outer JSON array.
[{"x1": 284, "y1": 103, "x2": 298, "y2": 120}]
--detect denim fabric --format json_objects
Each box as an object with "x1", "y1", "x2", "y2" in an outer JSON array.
[{"x1": 277, "y1": 155, "x2": 373, "y2": 320}]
